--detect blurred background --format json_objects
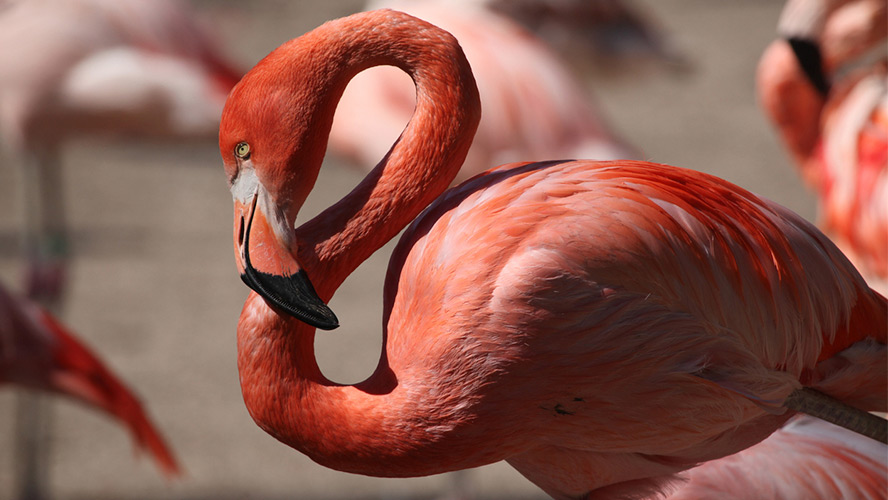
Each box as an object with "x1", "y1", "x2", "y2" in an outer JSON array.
[{"x1": 0, "y1": 0, "x2": 819, "y2": 499}]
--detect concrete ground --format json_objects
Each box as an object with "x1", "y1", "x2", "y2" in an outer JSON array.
[{"x1": 0, "y1": 1, "x2": 815, "y2": 499}]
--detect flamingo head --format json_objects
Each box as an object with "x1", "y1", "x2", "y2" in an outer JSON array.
[{"x1": 218, "y1": 46, "x2": 339, "y2": 331}]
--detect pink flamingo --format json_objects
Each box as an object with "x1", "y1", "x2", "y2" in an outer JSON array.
[
  {"x1": 0, "y1": 281, "x2": 180, "y2": 477},
  {"x1": 330, "y1": 0, "x2": 638, "y2": 185},
  {"x1": 757, "y1": 0, "x2": 887, "y2": 292},
  {"x1": 667, "y1": 415, "x2": 886, "y2": 499},
  {"x1": 220, "y1": 10, "x2": 886, "y2": 499},
  {"x1": 0, "y1": 0, "x2": 242, "y2": 304},
  {"x1": 0, "y1": 1, "x2": 238, "y2": 495}
]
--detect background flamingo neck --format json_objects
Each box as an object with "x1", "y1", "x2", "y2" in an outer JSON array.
[
  {"x1": 757, "y1": 40, "x2": 825, "y2": 174},
  {"x1": 293, "y1": 10, "x2": 481, "y2": 298}
]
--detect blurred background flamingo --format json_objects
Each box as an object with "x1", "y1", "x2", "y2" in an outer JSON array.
[
  {"x1": 758, "y1": 0, "x2": 887, "y2": 293},
  {"x1": 0, "y1": 0, "x2": 241, "y2": 306},
  {"x1": 0, "y1": 0, "x2": 240, "y2": 497},
  {"x1": 465, "y1": 0, "x2": 691, "y2": 74},
  {"x1": 330, "y1": 0, "x2": 640, "y2": 184},
  {"x1": 0, "y1": 280, "x2": 179, "y2": 477}
]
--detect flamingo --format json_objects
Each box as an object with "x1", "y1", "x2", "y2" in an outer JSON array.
[
  {"x1": 667, "y1": 415, "x2": 887, "y2": 499},
  {"x1": 330, "y1": 0, "x2": 638, "y2": 185},
  {"x1": 0, "y1": 1, "x2": 239, "y2": 495},
  {"x1": 0, "y1": 280, "x2": 180, "y2": 477},
  {"x1": 757, "y1": 0, "x2": 887, "y2": 292},
  {"x1": 0, "y1": 0, "x2": 242, "y2": 305},
  {"x1": 220, "y1": 9, "x2": 887, "y2": 499}
]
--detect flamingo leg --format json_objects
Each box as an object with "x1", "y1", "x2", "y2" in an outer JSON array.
[
  {"x1": 20, "y1": 147, "x2": 68, "y2": 307},
  {"x1": 14, "y1": 391, "x2": 53, "y2": 500},
  {"x1": 14, "y1": 147, "x2": 68, "y2": 500},
  {"x1": 785, "y1": 387, "x2": 888, "y2": 444}
]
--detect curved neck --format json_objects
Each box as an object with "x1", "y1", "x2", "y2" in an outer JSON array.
[
  {"x1": 237, "y1": 10, "x2": 481, "y2": 475},
  {"x1": 292, "y1": 10, "x2": 481, "y2": 299}
]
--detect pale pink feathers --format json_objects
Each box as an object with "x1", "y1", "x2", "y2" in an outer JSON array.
[
  {"x1": 0, "y1": 0, "x2": 241, "y2": 150},
  {"x1": 670, "y1": 416, "x2": 887, "y2": 500}
]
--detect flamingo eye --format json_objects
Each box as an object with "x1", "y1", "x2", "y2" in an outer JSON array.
[{"x1": 235, "y1": 142, "x2": 251, "y2": 160}]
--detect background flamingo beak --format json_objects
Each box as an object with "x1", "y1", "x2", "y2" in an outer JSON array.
[{"x1": 233, "y1": 195, "x2": 339, "y2": 330}]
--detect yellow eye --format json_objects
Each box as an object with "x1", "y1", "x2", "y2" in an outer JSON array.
[{"x1": 234, "y1": 142, "x2": 251, "y2": 159}]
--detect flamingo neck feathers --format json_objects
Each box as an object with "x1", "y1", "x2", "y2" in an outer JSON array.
[
  {"x1": 237, "y1": 10, "x2": 481, "y2": 475},
  {"x1": 293, "y1": 10, "x2": 481, "y2": 295}
]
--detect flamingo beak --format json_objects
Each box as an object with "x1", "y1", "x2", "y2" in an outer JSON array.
[
  {"x1": 785, "y1": 38, "x2": 830, "y2": 95},
  {"x1": 233, "y1": 189, "x2": 339, "y2": 330},
  {"x1": 777, "y1": 1, "x2": 830, "y2": 95}
]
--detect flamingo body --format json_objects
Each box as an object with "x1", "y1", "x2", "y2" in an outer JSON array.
[
  {"x1": 382, "y1": 159, "x2": 886, "y2": 497},
  {"x1": 0, "y1": 0, "x2": 242, "y2": 302},
  {"x1": 0, "y1": 0, "x2": 240, "y2": 150},
  {"x1": 815, "y1": 63, "x2": 887, "y2": 282},
  {"x1": 0, "y1": 0, "x2": 227, "y2": 487},
  {"x1": 221, "y1": 10, "x2": 887, "y2": 499},
  {"x1": 0, "y1": 282, "x2": 179, "y2": 476},
  {"x1": 442, "y1": 0, "x2": 690, "y2": 71}
]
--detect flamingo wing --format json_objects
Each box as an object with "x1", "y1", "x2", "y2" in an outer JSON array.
[{"x1": 382, "y1": 159, "x2": 885, "y2": 497}]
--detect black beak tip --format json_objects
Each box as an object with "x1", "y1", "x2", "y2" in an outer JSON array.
[
  {"x1": 240, "y1": 269, "x2": 340, "y2": 331},
  {"x1": 308, "y1": 307, "x2": 340, "y2": 331},
  {"x1": 238, "y1": 196, "x2": 338, "y2": 330},
  {"x1": 785, "y1": 37, "x2": 831, "y2": 96}
]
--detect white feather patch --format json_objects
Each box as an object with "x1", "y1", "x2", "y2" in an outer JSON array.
[{"x1": 231, "y1": 166, "x2": 259, "y2": 204}]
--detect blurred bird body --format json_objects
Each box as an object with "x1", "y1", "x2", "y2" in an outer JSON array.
[
  {"x1": 0, "y1": 0, "x2": 240, "y2": 150},
  {"x1": 0, "y1": 0, "x2": 233, "y2": 490},
  {"x1": 0, "y1": 0, "x2": 242, "y2": 302},
  {"x1": 470, "y1": 0, "x2": 691, "y2": 71}
]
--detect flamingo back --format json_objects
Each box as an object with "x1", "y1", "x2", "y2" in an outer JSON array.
[
  {"x1": 383, "y1": 159, "x2": 884, "y2": 450},
  {"x1": 377, "y1": 159, "x2": 886, "y2": 497}
]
